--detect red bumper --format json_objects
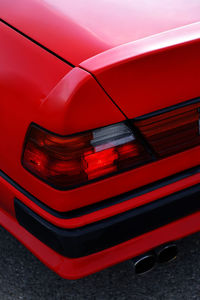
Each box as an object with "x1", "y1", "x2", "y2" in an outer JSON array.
[{"x1": 0, "y1": 166, "x2": 199, "y2": 279}]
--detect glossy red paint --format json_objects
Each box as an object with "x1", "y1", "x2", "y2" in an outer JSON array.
[
  {"x1": 0, "y1": 22, "x2": 125, "y2": 212},
  {"x1": 81, "y1": 22, "x2": 200, "y2": 118},
  {"x1": 1, "y1": 0, "x2": 200, "y2": 65},
  {"x1": 0, "y1": 162, "x2": 199, "y2": 279},
  {"x1": 1, "y1": 184, "x2": 200, "y2": 279},
  {"x1": 5, "y1": 165, "x2": 200, "y2": 229},
  {"x1": 0, "y1": 0, "x2": 200, "y2": 279}
]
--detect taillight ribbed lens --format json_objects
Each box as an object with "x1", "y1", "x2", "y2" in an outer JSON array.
[
  {"x1": 22, "y1": 123, "x2": 152, "y2": 189},
  {"x1": 135, "y1": 101, "x2": 200, "y2": 158}
]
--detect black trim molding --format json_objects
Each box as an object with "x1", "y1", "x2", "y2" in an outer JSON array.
[
  {"x1": 134, "y1": 97, "x2": 200, "y2": 121},
  {"x1": 0, "y1": 166, "x2": 199, "y2": 219},
  {"x1": 15, "y1": 184, "x2": 200, "y2": 258}
]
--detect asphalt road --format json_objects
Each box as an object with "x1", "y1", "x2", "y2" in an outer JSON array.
[{"x1": 1, "y1": 226, "x2": 200, "y2": 300}]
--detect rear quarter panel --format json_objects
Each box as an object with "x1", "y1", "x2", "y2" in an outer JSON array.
[
  {"x1": 0, "y1": 22, "x2": 71, "y2": 214},
  {"x1": 0, "y1": 21, "x2": 125, "y2": 213}
]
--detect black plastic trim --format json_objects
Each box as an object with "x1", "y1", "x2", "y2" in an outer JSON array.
[
  {"x1": 65, "y1": 166, "x2": 200, "y2": 218},
  {"x1": 0, "y1": 166, "x2": 199, "y2": 219},
  {"x1": 15, "y1": 184, "x2": 200, "y2": 258},
  {"x1": 134, "y1": 97, "x2": 200, "y2": 121}
]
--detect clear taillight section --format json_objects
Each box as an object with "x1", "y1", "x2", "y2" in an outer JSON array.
[
  {"x1": 135, "y1": 101, "x2": 200, "y2": 158},
  {"x1": 22, "y1": 123, "x2": 152, "y2": 189}
]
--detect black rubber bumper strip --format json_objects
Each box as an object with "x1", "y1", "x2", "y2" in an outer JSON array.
[
  {"x1": 15, "y1": 184, "x2": 200, "y2": 258},
  {"x1": 1, "y1": 166, "x2": 198, "y2": 219}
]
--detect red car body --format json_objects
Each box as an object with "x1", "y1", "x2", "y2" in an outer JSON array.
[{"x1": 0, "y1": 0, "x2": 200, "y2": 279}]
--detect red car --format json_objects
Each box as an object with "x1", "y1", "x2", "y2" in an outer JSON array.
[{"x1": 0, "y1": 0, "x2": 200, "y2": 279}]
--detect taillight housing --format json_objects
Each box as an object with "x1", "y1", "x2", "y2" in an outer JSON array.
[
  {"x1": 135, "y1": 100, "x2": 200, "y2": 158},
  {"x1": 22, "y1": 99, "x2": 200, "y2": 190},
  {"x1": 22, "y1": 123, "x2": 152, "y2": 189}
]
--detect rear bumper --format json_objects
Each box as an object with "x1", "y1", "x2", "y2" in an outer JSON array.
[
  {"x1": 15, "y1": 184, "x2": 200, "y2": 258},
  {"x1": 0, "y1": 167, "x2": 199, "y2": 278}
]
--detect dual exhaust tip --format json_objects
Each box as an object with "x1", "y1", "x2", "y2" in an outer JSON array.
[{"x1": 134, "y1": 244, "x2": 178, "y2": 275}]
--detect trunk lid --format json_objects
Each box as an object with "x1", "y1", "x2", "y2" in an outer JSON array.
[
  {"x1": 1, "y1": 0, "x2": 200, "y2": 66},
  {"x1": 80, "y1": 22, "x2": 200, "y2": 118}
]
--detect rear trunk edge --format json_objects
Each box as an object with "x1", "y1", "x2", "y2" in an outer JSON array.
[{"x1": 80, "y1": 22, "x2": 200, "y2": 118}]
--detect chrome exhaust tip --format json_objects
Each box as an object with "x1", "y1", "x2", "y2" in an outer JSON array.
[
  {"x1": 157, "y1": 244, "x2": 178, "y2": 264},
  {"x1": 134, "y1": 253, "x2": 156, "y2": 275}
]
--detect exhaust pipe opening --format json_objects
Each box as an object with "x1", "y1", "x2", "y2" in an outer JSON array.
[
  {"x1": 157, "y1": 244, "x2": 177, "y2": 264},
  {"x1": 134, "y1": 254, "x2": 156, "y2": 275}
]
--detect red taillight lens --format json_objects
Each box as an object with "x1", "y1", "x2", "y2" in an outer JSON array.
[
  {"x1": 135, "y1": 102, "x2": 200, "y2": 158},
  {"x1": 22, "y1": 123, "x2": 152, "y2": 189}
]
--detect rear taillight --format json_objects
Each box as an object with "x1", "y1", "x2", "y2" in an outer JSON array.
[
  {"x1": 22, "y1": 100, "x2": 200, "y2": 189},
  {"x1": 135, "y1": 101, "x2": 200, "y2": 158},
  {"x1": 22, "y1": 123, "x2": 152, "y2": 189}
]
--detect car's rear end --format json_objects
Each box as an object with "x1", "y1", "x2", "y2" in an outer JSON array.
[{"x1": 0, "y1": 0, "x2": 200, "y2": 279}]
